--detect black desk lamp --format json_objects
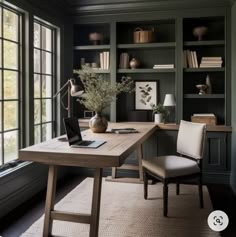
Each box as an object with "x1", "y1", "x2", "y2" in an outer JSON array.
[{"x1": 54, "y1": 79, "x2": 84, "y2": 118}]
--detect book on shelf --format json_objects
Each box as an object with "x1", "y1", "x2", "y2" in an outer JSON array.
[
  {"x1": 153, "y1": 64, "x2": 174, "y2": 69},
  {"x1": 99, "y1": 51, "x2": 110, "y2": 70},
  {"x1": 193, "y1": 113, "x2": 215, "y2": 117},
  {"x1": 199, "y1": 56, "x2": 223, "y2": 68},
  {"x1": 184, "y1": 50, "x2": 198, "y2": 68}
]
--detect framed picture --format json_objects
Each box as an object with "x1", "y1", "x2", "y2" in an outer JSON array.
[{"x1": 135, "y1": 81, "x2": 158, "y2": 110}]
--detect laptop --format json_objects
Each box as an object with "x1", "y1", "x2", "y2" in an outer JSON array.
[{"x1": 63, "y1": 117, "x2": 106, "y2": 148}]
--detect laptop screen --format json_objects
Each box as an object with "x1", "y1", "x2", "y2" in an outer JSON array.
[{"x1": 63, "y1": 117, "x2": 83, "y2": 145}]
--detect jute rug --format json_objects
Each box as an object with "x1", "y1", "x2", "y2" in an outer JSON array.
[{"x1": 21, "y1": 178, "x2": 219, "y2": 237}]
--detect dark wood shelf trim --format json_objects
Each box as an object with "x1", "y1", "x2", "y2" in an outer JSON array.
[
  {"x1": 117, "y1": 42, "x2": 176, "y2": 49},
  {"x1": 74, "y1": 45, "x2": 110, "y2": 50},
  {"x1": 184, "y1": 68, "x2": 225, "y2": 72},
  {"x1": 117, "y1": 68, "x2": 176, "y2": 73},
  {"x1": 184, "y1": 94, "x2": 225, "y2": 99},
  {"x1": 183, "y1": 40, "x2": 225, "y2": 46}
]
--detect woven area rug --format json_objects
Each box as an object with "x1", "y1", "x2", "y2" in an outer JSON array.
[{"x1": 21, "y1": 178, "x2": 219, "y2": 237}]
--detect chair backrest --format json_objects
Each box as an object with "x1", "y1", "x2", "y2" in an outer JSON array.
[{"x1": 177, "y1": 120, "x2": 206, "y2": 159}]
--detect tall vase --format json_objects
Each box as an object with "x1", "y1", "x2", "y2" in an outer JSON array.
[
  {"x1": 205, "y1": 74, "x2": 212, "y2": 94},
  {"x1": 89, "y1": 112, "x2": 108, "y2": 133}
]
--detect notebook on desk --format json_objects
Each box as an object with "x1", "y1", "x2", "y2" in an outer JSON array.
[{"x1": 63, "y1": 117, "x2": 106, "y2": 148}]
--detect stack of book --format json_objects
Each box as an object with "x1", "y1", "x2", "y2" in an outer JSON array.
[
  {"x1": 153, "y1": 64, "x2": 174, "y2": 69},
  {"x1": 199, "y1": 57, "x2": 223, "y2": 68},
  {"x1": 100, "y1": 51, "x2": 110, "y2": 70},
  {"x1": 183, "y1": 50, "x2": 198, "y2": 68}
]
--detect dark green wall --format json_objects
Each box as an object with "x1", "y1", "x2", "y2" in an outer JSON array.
[{"x1": 230, "y1": 0, "x2": 236, "y2": 194}]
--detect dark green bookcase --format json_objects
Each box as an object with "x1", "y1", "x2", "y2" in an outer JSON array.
[
  {"x1": 73, "y1": 14, "x2": 229, "y2": 126},
  {"x1": 183, "y1": 16, "x2": 226, "y2": 124}
]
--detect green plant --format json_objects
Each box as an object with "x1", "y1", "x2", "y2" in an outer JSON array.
[
  {"x1": 73, "y1": 66, "x2": 134, "y2": 113},
  {"x1": 150, "y1": 103, "x2": 168, "y2": 117}
]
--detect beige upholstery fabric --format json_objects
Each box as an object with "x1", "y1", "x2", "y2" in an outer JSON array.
[
  {"x1": 177, "y1": 120, "x2": 206, "y2": 159},
  {"x1": 142, "y1": 155, "x2": 200, "y2": 178}
]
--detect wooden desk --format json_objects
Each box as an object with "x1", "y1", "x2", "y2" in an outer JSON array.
[{"x1": 19, "y1": 122, "x2": 157, "y2": 237}]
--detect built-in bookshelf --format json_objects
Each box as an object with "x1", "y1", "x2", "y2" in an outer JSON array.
[
  {"x1": 183, "y1": 16, "x2": 226, "y2": 124},
  {"x1": 73, "y1": 15, "x2": 227, "y2": 125}
]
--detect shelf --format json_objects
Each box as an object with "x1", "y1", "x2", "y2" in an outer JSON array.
[
  {"x1": 184, "y1": 68, "x2": 225, "y2": 72},
  {"x1": 183, "y1": 40, "x2": 225, "y2": 46},
  {"x1": 184, "y1": 94, "x2": 225, "y2": 99},
  {"x1": 117, "y1": 68, "x2": 176, "y2": 73},
  {"x1": 74, "y1": 45, "x2": 110, "y2": 50},
  {"x1": 117, "y1": 42, "x2": 176, "y2": 49}
]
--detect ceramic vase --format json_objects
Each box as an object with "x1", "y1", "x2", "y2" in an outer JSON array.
[
  {"x1": 129, "y1": 58, "x2": 140, "y2": 69},
  {"x1": 89, "y1": 112, "x2": 108, "y2": 133},
  {"x1": 154, "y1": 113, "x2": 163, "y2": 124}
]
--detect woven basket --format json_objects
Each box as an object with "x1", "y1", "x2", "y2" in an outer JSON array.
[{"x1": 133, "y1": 27, "x2": 155, "y2": 43}]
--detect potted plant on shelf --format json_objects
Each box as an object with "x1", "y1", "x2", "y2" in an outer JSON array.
[
  {"x1": 73, "y1": 66, "x2": 134, "y2": 133},
  {"x1": 150, "y1": 103, "x2": 168, "y2": 124}
]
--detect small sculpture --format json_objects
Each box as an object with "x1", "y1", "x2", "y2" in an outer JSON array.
[
  {"x1": 196, "y1": 84, "x2": 208, "y2": 95},
  {"x1": 193, "y1": 26, "x2": 208, "y2": 41}
]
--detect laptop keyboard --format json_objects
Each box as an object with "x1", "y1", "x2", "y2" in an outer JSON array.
[{"x1": 78, "y1": 140, "x2": 94, "y2": 146}]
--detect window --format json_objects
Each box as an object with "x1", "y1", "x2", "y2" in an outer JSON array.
[
  {"x1": 0, "y1": 6, "x2": 21, "y2": 165},
  {"x1": 33, "y1": 20, "x2": 55, "y2": 144}
]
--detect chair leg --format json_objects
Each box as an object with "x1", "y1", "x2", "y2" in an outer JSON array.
[
  {"x1": 143, "y1": 170, "x2": 148, "y2": 200},
  {"x1": 176, "y1": 183, "x2": 180, "y2": 195},
  {"x1": 163, "y1": 181, "x2": 168, "y2": 217},
  {"x1": 198, "y1": 174, "x2": 204, "y2": 208}
]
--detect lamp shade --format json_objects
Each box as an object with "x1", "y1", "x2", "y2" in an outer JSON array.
[
  {"x1": 69, "y1": 79, "x2": 84, "y2": 97},
  {"x1": 163, "y1": 94, "x2": 176, "y2": 106}
]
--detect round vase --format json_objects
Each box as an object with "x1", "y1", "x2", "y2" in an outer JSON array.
[
  {"x1": 89, "y1": 112, "x2": 108, "y2": 133},
  {"x1": 129, "y1": 58, "x2": 140, "y2": 69},
  {"x1": 154, "y1": 113, "x2": 163, "y2": 124}
]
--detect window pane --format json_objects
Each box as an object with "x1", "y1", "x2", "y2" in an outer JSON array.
[
  {"x1": 4, "y1": 101, "x2": 18, "y2": 130},
  {"x1": 34, "y1": 74, "x2": 40, "y2": 98},
  {"x1": 0, "y1": 39, "x2": 2, "y2": 68},
  {"x1": 0, "y1": 102, "x2": 2, "y2": 132},
  {"x1": 0, "y1": 8, "x2": 2, "y2": 38},
  {"x1": 4, "y1": 71, "x2": 18, "y2": 99},
  {"x1": 4, "y1": 41, "x2": 18, "y2": 69},
  {"x1": 4, "y1": 130, "x2": 18, "y2": 163},
  {"x1": 42, "y1": 123, "x2": 52, "y2": 142},
  {"x1": 34, "y1": 23, "x2": 41, "y2": 48},
  {"x1": 42, "y1": 51, "x2": 52, "y2": 75},
  {"x1": 42, "y1": 99, "x2": 52, "y2": 122},
  {"x1": 0, "y1": 135, "x2": 2, "y2": 165},
  {"x1": 42, "y1": 26, "x2": 52, "y2": 51},
  {"x1": 3, "y1": 9, "x2": 18, "y2": 41},
  {"x1": 0, "y1": 69, "x2": 2, "y2": 99},
  {"x1": 34, "y1": 125, "x2": 41, "y2": 144},
  {"x1": 34, "y1": 49, "x2": 41, "y2": 73},
  {"x1": 34, "y1": 99, "x2": 41, "y2": 124},
  {"x1": 42, "y1": 75, "x2": 52, "y2": 98}
]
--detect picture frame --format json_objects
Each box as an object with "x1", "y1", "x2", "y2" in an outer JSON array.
[{"x1": 135, "y1": 81, "x2": 158, "y2": 110}]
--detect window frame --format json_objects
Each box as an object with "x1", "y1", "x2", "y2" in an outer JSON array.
[
  {"x1": 0, "y1": 4, "x2": 22, "y2": 166},
  {"x1": 33, "y1": 18, "x2": 56, "y2": 144}
]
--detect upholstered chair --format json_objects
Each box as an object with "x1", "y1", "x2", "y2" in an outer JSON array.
[{"x1": 142, "y1": 120, "x2": 206, "y2": 217}]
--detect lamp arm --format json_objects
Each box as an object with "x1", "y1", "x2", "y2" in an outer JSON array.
[
  {"x1": 53, "y1": 80, "x2": 69, "y2": 98},
  {"x1": 60, "y1": 89, "x2": 69, "y2": 111}
]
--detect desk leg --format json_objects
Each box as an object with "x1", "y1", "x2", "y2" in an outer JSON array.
[
  {"x1": 43, "y1": 165, "x2": 57, "y2": 237},
  {"x1": 138, "y1": 144, "x2": 143, "y2": 181},
  {"x1": 90, "y1": 168, "x2": 103, "y2": 237}
]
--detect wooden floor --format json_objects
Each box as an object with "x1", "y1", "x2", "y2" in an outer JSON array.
[{"x1": 0, "y1": 175, "x2": 236, "y2": 237}]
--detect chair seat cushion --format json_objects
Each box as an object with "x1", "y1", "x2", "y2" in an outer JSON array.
[{"x1": 142, "y1": 155, "x2": 200, "y2": 179}]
